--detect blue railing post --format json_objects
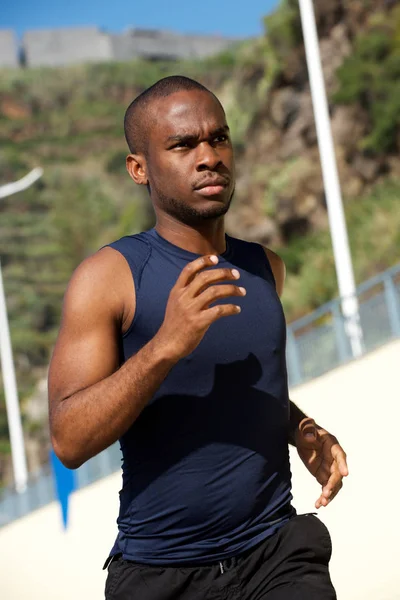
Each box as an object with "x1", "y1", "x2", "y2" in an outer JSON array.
[{"x1": 384, "y1": 273, "x2": 400, "y2": 338}]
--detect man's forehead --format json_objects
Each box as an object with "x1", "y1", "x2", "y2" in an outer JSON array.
[{"x1": 150, "y1": 90, "x2": 226, "y2": 134}]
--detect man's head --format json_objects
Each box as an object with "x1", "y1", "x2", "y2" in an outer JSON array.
[{"x1": 124, "y1": 75, "x2": 235, "y2": 226}]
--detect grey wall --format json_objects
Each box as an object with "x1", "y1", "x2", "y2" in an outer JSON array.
[
  {"x1": 23, "y1": 27, "x2": 113, "y2": 67},
  {"x1": 111, "y1": 29, "x2": 237, "y2": 62},
  {"x1": 0, "y1": 30, "x2": 19, "y2": 68},
  {"x1": 1, "y1": 26, "x2": 239, "y2": 69}
]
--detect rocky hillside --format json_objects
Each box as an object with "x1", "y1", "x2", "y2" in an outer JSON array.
[{"x1": 0, "y1": 0, "x2": 399, "y2": 485}]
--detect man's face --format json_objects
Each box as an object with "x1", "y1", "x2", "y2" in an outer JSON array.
[{"x1": 144, "y1": 89, "x2": 235, "y2": 225}]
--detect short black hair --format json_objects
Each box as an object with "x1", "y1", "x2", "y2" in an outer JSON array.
[{"x1": 124, "y1": 75, "x2": 220, "y2": 155}]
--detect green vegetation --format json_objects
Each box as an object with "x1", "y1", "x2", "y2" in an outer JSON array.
[
  {"x1": 334, "y1": 6, "x2": 400, "y2": 153},
  {"x1": 280, "y1": 178, "x2": 400, "y2": 319},
  {"x1": 264, "y1": 0, "x2": 301, "y2": 63}
]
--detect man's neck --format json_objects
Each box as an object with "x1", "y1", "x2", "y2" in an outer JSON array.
[{"x1": 155, "y1": 216, "x2": 226, "y2": 256}]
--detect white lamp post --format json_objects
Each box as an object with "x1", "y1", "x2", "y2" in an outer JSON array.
[
  {"x1": 0, "y1": 167, "x2": 43, "y2": 492},
  {"x1": 298, "y1": 0, "x2": 363, "y2": 357}
]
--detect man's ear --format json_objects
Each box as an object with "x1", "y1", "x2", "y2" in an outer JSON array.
[{"x1": 126, "y1": 154, "x2": 148, "y2": 185}]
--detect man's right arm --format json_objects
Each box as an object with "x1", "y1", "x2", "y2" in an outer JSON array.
[
  {"x1": 48, "y1": 247, "x2": 179, "y2": 468},
  {"x1": 49, "y1": 250, "x2": 245, "y2": 469}
]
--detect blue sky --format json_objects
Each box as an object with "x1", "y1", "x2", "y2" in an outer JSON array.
[{"x1": 1, "y1": 0, "x2": 280, "y2": 39}]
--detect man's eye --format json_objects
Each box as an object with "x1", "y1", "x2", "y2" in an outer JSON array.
[
  {"x1": 174, "y1": 142, "x2": 190, "y2": 149},
  {"x1": 214, "y1": 135, "x2": 228, "y2": 143}
]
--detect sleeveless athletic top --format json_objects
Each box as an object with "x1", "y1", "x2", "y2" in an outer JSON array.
[{"x1": 107, "y1": 228, "x2": 294, "y2": 565}]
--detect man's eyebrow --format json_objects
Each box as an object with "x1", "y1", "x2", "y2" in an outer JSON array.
[
  {"x1": 165, "y1": 125, "x2": 230, "y2": 144},
  {"x1": 166, "y1": 133, "x2": 197, "y2": 144},
  {"x1": 212, "y1": 125, "x2": 230, "y2": 136}
]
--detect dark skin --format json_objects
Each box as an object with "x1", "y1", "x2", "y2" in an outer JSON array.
[{"x1": 48, "y1": 89, "x2": 348, "y2": 509}]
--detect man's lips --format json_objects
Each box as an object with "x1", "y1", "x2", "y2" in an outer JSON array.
[
  {"x1": 195, "y1": 185, "x2": 226, "y2": 196},
  {"x1": 193, "y1": 177, "x2": 229, "y2": 196}
]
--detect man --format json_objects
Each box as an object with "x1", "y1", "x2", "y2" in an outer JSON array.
[{"x1": 48, "y1": 76, "x2": 348, "y2": 599}]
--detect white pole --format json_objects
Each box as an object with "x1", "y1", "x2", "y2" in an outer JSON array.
[
  {"x1": 0, "y1": 264, "x2": 28, "y2": 492},
  {"x1": 0, "y1": 167, "x2": 43, "y2": 492},
  {"x1": 298, "y1": 0, "x2": 363, "y2": 357}
]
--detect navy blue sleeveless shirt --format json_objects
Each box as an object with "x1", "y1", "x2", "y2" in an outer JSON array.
[{"x1": 108, "y1": 229, "x2": 294, "y2": 565}]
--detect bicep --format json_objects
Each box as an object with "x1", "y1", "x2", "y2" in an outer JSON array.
[{"x1": 48, "y1": 253, "x2": 124, "y2": 411}]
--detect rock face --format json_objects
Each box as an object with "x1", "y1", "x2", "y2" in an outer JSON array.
[{"x1": 225, "y1": 0, "x2": 397, "y2": 246}]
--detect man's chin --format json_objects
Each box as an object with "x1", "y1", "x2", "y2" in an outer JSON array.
[
  {"x1": 187, "y1": 197, "x2": 231, "y2": 220},
  {"x1": 198, "y1": 205, "x2": 230, "y2": 220},
  {"x1": 155, "y1": 188, "x2": 234, "y2": 225},
  {"x1": 193, "y1": 190, "x2": 234, "y2": 217}
]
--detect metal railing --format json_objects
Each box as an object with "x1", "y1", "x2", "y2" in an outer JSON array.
[
  {"x1": 0, "y1": 442, "x2": 122, "y2": 527},
  {"x1": 286, "y1": 263, "x2": 400, "y2": 386},
  {"x1": 1, "y1": 262, "x2": 400, "y2": 528}
]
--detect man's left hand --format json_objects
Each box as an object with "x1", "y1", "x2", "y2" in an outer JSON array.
[{"x1": 295, "y1": 417, "x2": 349, "y2": 509}]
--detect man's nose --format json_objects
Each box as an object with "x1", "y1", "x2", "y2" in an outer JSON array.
[{"x1": 195, "y1": 142, "x2": 222, "y2": 171}]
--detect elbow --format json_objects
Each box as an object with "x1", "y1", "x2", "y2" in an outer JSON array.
[
  {"x1": 50, "y1": 405, "x2": 88, "y2": 469},
  {"x1": 51, "y1": 435, "x2": 85, "y2": 470}
]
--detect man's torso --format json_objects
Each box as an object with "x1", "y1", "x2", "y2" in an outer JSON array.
[{"x1": 107, "y1": 229, "x2": 293, "y2": 564}]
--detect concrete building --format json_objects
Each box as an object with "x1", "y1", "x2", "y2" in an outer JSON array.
[
  {"x1": 15, "y1": 26, "x2": 238, "y2": 68},
  {"x1": 111, "y1": 28, "x2": 237, "y2": 62},
  {"x1": 0, "y1": 30, "x2": 19, "y2": 68},
  {"x1": 22, "y1": 27, "x2": 114, "y2": 67}
]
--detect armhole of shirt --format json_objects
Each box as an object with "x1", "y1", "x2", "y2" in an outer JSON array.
[
  {"x1": 107, "y1": 237, "x2": 152, "y2": 339},
  {"x1": 253, "y1": 242, "x2": 277, "y2": 289}
]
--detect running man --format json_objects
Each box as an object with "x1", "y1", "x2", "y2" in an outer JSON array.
[{"x1": 49, "y1": 76, "x2": 348, "y2": 599}]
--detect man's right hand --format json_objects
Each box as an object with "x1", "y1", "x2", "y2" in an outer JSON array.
[{"x1": 156, "y1": 255, "x2": 246, "y2": 361}]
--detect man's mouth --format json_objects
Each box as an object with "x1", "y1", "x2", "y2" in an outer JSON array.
[
  {"x1": 195, "y1": 185, "x2": 226, "y2": 196},
  {"x1": 194, "y1": 177, "x2": 229, "y2": 197}
]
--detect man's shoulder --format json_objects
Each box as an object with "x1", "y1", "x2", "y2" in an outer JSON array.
[
  {"x1": 108, "y1": 229, "x2": 151, "y2": 248},
  {"x1": 61, "y1": 243, "x2": 137, "y2": 329},
  {"x1": 106, "y1": 230, "x2": 153, "y2": 279},
  {"x1": 66, "y1": 229, "x2": 154, "y2": 306},
  {"x1": 67, "y1": 247, "x2": 130, "y2": 302}
]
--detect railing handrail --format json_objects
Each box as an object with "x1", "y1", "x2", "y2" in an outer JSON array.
[{"x1": 289, "y1": 261, "x2": 400, "y2": 332}]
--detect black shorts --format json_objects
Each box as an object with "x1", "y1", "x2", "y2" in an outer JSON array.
[{"x1": 105, "y1": 514, "x2": 336, "y2": 599}]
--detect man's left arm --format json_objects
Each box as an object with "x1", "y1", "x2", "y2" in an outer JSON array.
[{"x1": 264, "y1": 247, "x2": 349, "y2": 509}]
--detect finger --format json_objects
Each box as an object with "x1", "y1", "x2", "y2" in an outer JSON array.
[
  {"x1": 315, "y1": 493, "x2": 327, "y2": 509},
  {"x1": 196, "y1": 284, "x2": 246, "y2": 309},
  {"x1": 329, "y1": 480, "x2": 343, "y2": 502},
  {"x1": 331, "y1": 444, "x2": 349, "y2": 477},
  {"x1": 318, "y1": 482, "x2": 343, "y2": 509},
  {"x1": 202, "y1": 303, "x2": 242, "y2": 325},
  {"x1": 314, "y1": 464, "x2": 332, "y2": 487},
  {"x1": 315, "y1": 492, "x2": 331, "y2": 509},
  {"x1": 316, "y1": 483, "x2": 339, "y2": 508},
  {"x1": 322, "y1": 470, "x2": 343, "y2": 500},
  {"x1": 175, "y1": 255, "x2": 219, "y2": 288},
  {"x1": 189, "y1": 267, "x2": 241, "y2": 296}
]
